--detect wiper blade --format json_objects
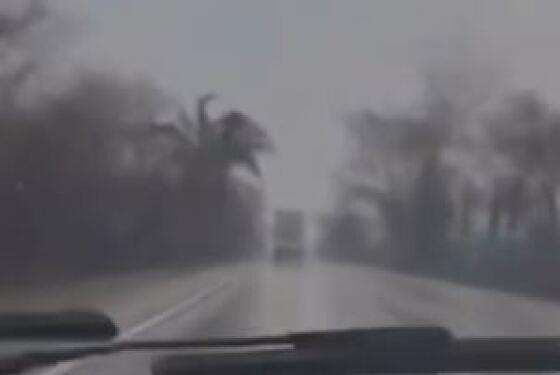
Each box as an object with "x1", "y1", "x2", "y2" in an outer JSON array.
[
  {"x1": 0, "y1": 327, "x2": 448, "y2": 374},
  {"x1": 153, "y1": 326, "x2": 452, "y2": 374},
  {"x1": 0, "y1": 311, "x2": 118, "y2": 341},
  {"x1": 153, "y1": 333, "x2": 560, "y2": 374},
  {"x1": 4, "y1": 326, "x2": 560, "y2": 374}
]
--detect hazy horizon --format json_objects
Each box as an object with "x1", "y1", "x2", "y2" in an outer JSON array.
[{"x1": 50, "y1": 0, "x2": 560, "y2": 212}]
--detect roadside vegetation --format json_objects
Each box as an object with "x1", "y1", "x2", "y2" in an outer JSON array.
[
  {"x1": 0, "y1": 1, "x2": 271, "y2": 284},
  {"x1": 324, "y1": 48, "x2": 560, "y2": 299}
]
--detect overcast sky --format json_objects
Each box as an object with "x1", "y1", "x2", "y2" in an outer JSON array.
[{"x1": 50, "y1": 0, "x2": 560, "y2": 212}]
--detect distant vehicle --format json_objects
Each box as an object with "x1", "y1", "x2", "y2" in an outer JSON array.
[{"x1": 272, "y1": 209, "x2": 306, "y2": 263}]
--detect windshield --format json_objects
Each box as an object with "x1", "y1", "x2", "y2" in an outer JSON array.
[{"x1": 3, "y1": 0, "x2": 560, "y2": 373}]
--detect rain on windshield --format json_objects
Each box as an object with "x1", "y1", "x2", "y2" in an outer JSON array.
[{"x1": 3, "y1": 1, "x2": 560, "y2": 374}]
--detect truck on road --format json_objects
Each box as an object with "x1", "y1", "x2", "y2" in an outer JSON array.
[{"x1": 272, "y1": 209, "x2": 306, "y2": 264}]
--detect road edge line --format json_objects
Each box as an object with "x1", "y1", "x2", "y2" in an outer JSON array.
[{"x1": 40, "y1": 276, "x2": 237, "y2": 375}]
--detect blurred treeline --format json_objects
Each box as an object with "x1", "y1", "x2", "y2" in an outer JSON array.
[
  {"x1": 0, "y1": 1, "x2": 270, "y2": 283},
  {"x1": 324, "y1": 53, "x2": 560, "y2": 297}
]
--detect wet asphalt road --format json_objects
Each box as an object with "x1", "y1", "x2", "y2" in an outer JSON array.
[{"x1": 27, "y1": 258, "x2": 560, "y2": 374}]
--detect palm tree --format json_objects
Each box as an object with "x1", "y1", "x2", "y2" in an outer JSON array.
[
  {"x1": 196, "y1": 94, "x2": 272, "y2": 174},
  {"x1": 150, "y1": 94, "x2": 272, "y2": 259}
]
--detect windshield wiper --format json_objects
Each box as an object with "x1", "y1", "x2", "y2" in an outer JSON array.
[
  {"x1": 3, "y1": 326, "x2": 560, "y2": 374},
  {"x1": 153, "y1": 336, "x2": 560, "y2": 374},
  {"x1": 153, "y1": 329, "x2": 560, "y2": 374},
  {"x1": 0, "y1": 327, "x2": 446, "y2": 374}
]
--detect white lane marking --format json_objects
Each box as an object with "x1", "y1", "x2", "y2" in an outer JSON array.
[{"x1": 40, "y1": 277, "x2": 236, "y2": 375}]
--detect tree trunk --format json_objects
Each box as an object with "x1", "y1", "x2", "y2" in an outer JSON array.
[
  {"x1": 459, "y1": 182, "x2": 475, "y2": 240},
  {"x1": 542, "y1": 181, "x2": 558, "y2": 248},
  {"x1": 488, "y1": 189, "x2": 500, "y2": 238}
]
